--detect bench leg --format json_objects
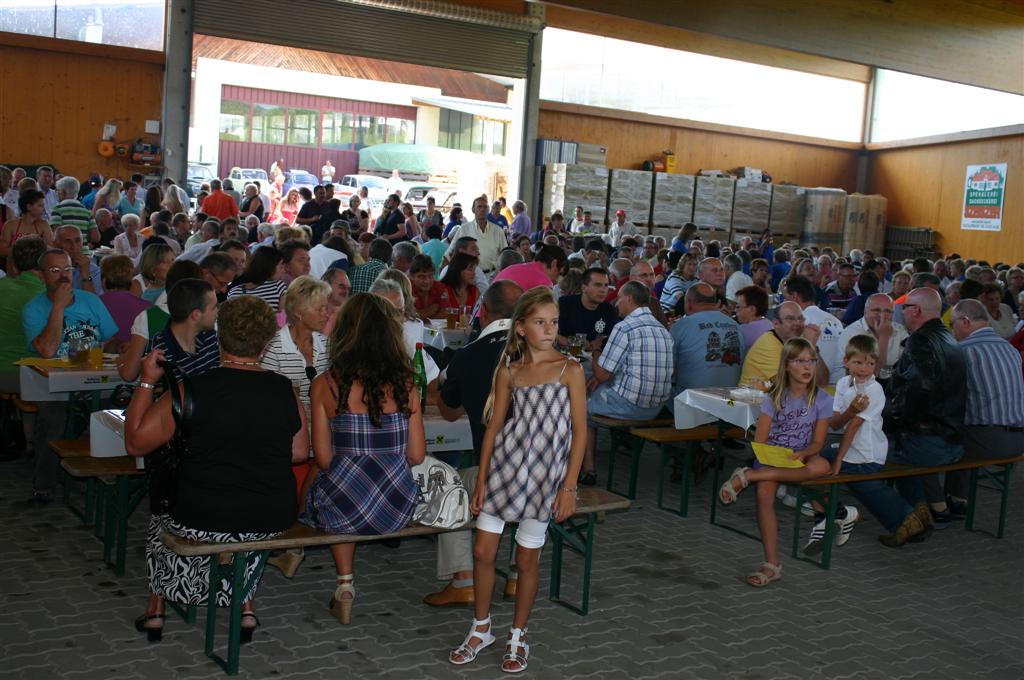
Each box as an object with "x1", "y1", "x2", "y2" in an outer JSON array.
[
  {"x1": 93, "y1": 479, "x2": 107, "y2": 540},
  {"x1": 657, "y1": 443, "x2": 693, "y2": 517},
  {"x1": 205, "y1": 551, "x2": 269, "y2": 676},
  {"x1": 627, "y1": 436, "x2": 644, "y2": 500},
  {"x1": 997, "y1": 464, "x2": 1013, "y2": 539},
  {"x1": 114, "y1": 475, "x2": 131, "y2": 576},
  {"x1": 547, "y1": 513, "x2": 596, "y2": 616},
  {"x1": 168, "y1": 601, "x2": 197, "y2": 625},
  {"x1": 965, "y1": 468, "x2": 979, "y2": 531},
  {"x1": 604, "y1": 427, "x2": 616, "y2": 492}
]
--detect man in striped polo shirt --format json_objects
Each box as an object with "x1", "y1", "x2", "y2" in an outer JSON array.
[
  {"x1": 944, "y1": 298, "x2": 1024, "y2": 518},
  {"x1": 50, "y1": 176, "x2": 99, "y2": 246},
  {"x1": 148, "y1": 278, "x2": 220, "y2": 380}
]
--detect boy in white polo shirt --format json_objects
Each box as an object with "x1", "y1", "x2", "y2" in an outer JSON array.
[{"x1": 803, "y1": 334, "x2": 888, "y2": 554}]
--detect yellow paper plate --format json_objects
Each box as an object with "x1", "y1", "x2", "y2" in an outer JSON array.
[{"x1": 752, "y1": 442, "x2": 804, "y2": 469}]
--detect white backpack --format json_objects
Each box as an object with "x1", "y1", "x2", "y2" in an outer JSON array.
[{"x1": 411, "y1": 456, "x2": 471, "y2": 529}]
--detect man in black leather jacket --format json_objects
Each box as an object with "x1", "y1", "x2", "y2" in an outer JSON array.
[{"x1": 884, "y1": 287, "x2": 966, "y2": 537}]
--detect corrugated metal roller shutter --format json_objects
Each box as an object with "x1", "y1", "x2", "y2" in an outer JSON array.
[{"x1": 193, "y1": 0, "x2": 535, "y2": 79}]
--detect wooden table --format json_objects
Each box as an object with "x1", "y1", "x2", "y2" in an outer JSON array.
[{"x1": 20, "y1": 360, "x2": 128, "y2": 438}]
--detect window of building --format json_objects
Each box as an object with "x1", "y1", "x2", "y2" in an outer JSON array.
[
  {"x1": 252, "y1": 104, "x2": 286, "y2": 145},
  {"x1": 0, "y1": 1, "x2": 165, "y2": 51},
  {"x1": 540, "y1": 27, "x2": 866, "y2": 142},
  {"x1": 218, "y1": 101, "x2": 249, "y2": 142},
  {"x1": 385, "y1": 117, "x2": 416, "y2": 144},
  {"x1": 485, "y1": 120, "x2": 507, "y2": 156},
  {"x1": 870, "y1": 70, "x2": 1024, "y2": 143},
  {"x1": 356, "y1": 116, "x2": 386, "y2": 148},
  {"x1": 288, "y1": 108, "x2": 318, "y2": 146},
  {"x1": 322, "y1": 111, "x2": 354, "y2": 149},
  {"x1": 439, "y1": 109, "x2": 473, "y2": 152}
]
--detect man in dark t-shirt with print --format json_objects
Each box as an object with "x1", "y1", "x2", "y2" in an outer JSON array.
[
  {"x1": 558, "y1": 267, "x2": 618, "y2": 352},
  {"x1": 428, "y1": 280, "x2": 523, "y2": 608},
  {"x1": 295, "y1": 185, "x2": 332, "y2": 241}
]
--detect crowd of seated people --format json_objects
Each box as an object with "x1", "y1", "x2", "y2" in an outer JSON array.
[{"x1": 2, "y1": 164, "x2": 1022, "y2": 665}]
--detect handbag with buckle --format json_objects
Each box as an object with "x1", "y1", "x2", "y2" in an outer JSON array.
[
  {"x1": 410, "y1": 455, "x2": 470, "y2": 529},
  {"x1": 146, "y1": 363, "x2": 194, "y2": 514}
]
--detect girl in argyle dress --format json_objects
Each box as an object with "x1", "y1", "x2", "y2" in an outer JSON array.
[{"x1": 448, "y1": 287, "x2": 587, "y2": 673}]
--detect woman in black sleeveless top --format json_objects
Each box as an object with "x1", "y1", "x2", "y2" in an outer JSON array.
[{"x1": 125, "y1": 295, "x2": 308, "y2": 642}]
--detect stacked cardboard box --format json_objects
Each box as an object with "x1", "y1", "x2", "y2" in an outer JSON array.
[
  {"x1": 543, "y1": 163, "x2": 609, "y2": 227},
  {"x1": 802, "y1": 188, "x2": 847, "y2": 251},
  {"x1": 608, "y1": 169, "x2": 653, "y2": 224},
  {"x1": 731, "y1": 179, "x2": 772, "y2": 237},
  {"x1": 768, "y1": 185, "x2": 806, "y2": 243},
  {"x1": 652, "y1": 173, "x2": 696, "y2": 227},
  {"x1": 693, "y1": 176, "x2": 736, "y2": 242}
]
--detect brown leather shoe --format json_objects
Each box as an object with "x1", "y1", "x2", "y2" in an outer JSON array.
[
  {"x1": 879, "y1": 512, "x2": 925, "y2": 548},
  {"x1": 503, "y1": 579, "x2": 518, "y2": 601},
  {"x1": 912, "y1": 502, "x2": 934, "y2": 529},
  {"x1": 423, "y1": 583, "x2": 474, "y2": 607}
]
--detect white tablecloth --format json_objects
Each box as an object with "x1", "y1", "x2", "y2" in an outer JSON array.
[
  {"x1": 422, "y1": 326, "x2": 471, "y2": 351},
  {"x1": 19, "y1": 364, "x2": 128, "y2": 402},
  {"x1": 424, "y1": 414, "x2": 473, "y2": 453},
  {"x1": 673, "y1": 387, "x2": 765, "y2": 431}
]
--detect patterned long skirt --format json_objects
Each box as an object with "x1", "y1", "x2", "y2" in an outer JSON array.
[{"x1": 146, "y1": 514, "x2": 279, "y2": 606}]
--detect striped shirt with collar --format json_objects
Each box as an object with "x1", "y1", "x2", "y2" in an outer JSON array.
[
  {"x1": 959, "y1": 326, "x2": 1024, "y2": 426},
  {"x1": 260, "y1": 325, "x2": 330, "y2": 411},
  {"x1": 149, "y1": 327, "x2": 220, "y2": 380}
]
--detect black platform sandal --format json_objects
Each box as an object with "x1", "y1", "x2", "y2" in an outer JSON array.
[
  {"x1": 240, "y1": 612, "x2": 260, "y2": 644},
  {"x1": 134, "y1": 613, "x2": 165, "y2": 642}
]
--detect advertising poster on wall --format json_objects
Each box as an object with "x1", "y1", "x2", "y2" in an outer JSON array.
[{"x1": 961, "y1": 163, "x2": 1007, "y2": 231}]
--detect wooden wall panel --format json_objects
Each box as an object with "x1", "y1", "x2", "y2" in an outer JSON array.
[
  {"x1": 0, "y1": 43, "x2": 163, "y2": 180},
  {"x1": 869, "y1": 135, "x2": 1024, "y2": 262},
  {"x1": 538, "y1": 107, "x2": 861, "y2": 191}
]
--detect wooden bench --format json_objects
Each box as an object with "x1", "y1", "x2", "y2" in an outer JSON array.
[
  {"x1": 59, "y1": 449, "x2": 146, "y2": 576},
  {"x1": 790, "y1": 454, "x2": 1024, "y2": 569},
  {"x1": 160, "y1": 487, "x2": 630, "y2": 676},
  {"x1": 629, "y1": 424, "x2": 748, "y2": 514},
  {"x1": 589, "y1": 413, "x2": 673, "y2": 499}
]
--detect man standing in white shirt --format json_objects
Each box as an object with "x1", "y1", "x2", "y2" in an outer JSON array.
[
  {"x1": 785, "y1": 274, "x2": 845, "y2": 382},
  {"x1": 569, "y1": 206, "x2": 585, "y2": 232},
  {"x1": 321, "y1": 160, "x2": 335, "y2": 184},
  {"x1": 606, "y1": 210, "x2": 638, "y2": 247},
  {"x1": 838, "y1": 293, "x2": 908, "y2": 381},
  {"x1": 35, "y1": 166, "x2": 59, "y2": 220},
  {"x1": 444, "y1": 195, "x2": 507, "y2": 276}
]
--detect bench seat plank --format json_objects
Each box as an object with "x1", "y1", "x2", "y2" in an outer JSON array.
[
  {"x1": 163, "y1": 488, "x2": 630, "y2": 557},
  {"x1": 51, "y1": 439, "x2": 91, "y2": 459},
  {"x1": 591, "y1": 414, "x2": 673, "y2": 428},
  {"x1": 630, "y1": 425, "x2": 747, "y2": 443},
  {"x1": 61, "y1": 456, "x2": 143, "y2": 477},
  {"x1": 800, "y1": 454, "x2": 1024, "y2": 486}
]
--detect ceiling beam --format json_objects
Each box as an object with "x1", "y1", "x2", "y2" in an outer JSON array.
[{"x1": 539, "y1": 0, "x2": 1024, "y2": 95}]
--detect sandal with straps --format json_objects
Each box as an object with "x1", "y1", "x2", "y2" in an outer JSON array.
[
  {"x1": 240, "y1": 611, "x2": 260, "y2": 645},
  {"x1": 719, "y1": 467, "x2": 751, "y2": 505},
  {"x1": 747, "y1": 561, "x2": 782, "y2": 587},
  {"x1": 449, "y1": 616, "x2": 496, "y2": 665},
  {"x1": 502, "y1": 627, "x2": 529, "y2": 673},
  {"x1": 328, "y1": 575, "x2": 355, "y2": 625}
]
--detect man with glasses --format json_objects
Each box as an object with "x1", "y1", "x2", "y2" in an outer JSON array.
[
  {"x1": 54, "y1": 224, "x2": 102, "y2": 295},
  {"x1": 820, "y1": 262, "x2": 859, "y2": 312},
  {"x1": 199, "y1": 252, "x2": 239, "y2": 303},
  {"x1": 838, "y1": 293, "x2": 908, "y2": 385},
  {"x1": 740, "y1": 300, "x2": 826, "y2": 386},
  {"x1": 22, "y1": 249, "x2": 118, "y2": 507},
  {"x1": 883, "y1": 287, "x2": 966, "y2": 534}
]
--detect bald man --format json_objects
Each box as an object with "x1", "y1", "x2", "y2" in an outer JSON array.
[
  {"x1": 739, "y1": 300, "x2": 826, "y2": 386},
  {"x1": 883, "y1": 287, "x2": 966, "y2": 537},
  {"x1": 837, "y1": 293, "x2": 909, "y2": 381}
]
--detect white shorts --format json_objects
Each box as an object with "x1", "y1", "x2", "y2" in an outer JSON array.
[{"x1": 476, "y1": 512, "x2": 549, "y2": 549}]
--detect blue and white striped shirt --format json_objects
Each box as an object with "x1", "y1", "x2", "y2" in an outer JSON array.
[
  {"x1": 959, "y1": 326, "x2": 1024, "y2": 426},
  {"x1": 149, "y1": 328, "x2": 221, "y2": 380},
  {"x1": 598, "y1": 307, "x2": 674, "y2": 408}
]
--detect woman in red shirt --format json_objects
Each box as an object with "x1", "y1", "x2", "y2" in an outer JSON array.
[{"x1": 440, "y1": 252, "x2": 479, "y2": 312}]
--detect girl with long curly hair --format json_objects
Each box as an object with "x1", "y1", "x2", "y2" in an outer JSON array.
[{"x1": 300, "y1": 293, "x2": 426, "y2": 625}]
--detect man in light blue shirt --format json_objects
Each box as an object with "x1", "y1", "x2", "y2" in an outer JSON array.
[
  {"x1": 54, "y1": 224, "x2": 103, "y2": 295},
  {"x1": 22, "y1": 249, "x2": 118, "y2": 507},
  {"x1": 669, "y1": 283, "x2": 744, "y2": 410}
]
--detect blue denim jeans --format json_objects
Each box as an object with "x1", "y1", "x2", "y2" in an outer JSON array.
[
  {"x1": 822, "y1": 447, "x2": 912, "y2": 533},
  {"x1": 888, "y1": 434, "x2": 964, "y2": 506},
  {"x1": 587, "y1": 382, "x2": 664, "y2": 422}
]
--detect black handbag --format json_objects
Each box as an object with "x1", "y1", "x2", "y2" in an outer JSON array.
[{"x1": 146, "y1": 363, "x2": 194, "y2": 514}]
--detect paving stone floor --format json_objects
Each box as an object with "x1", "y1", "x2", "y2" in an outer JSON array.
[{"x1": 1, "y1": 441, "x2": 1022, "y2": 680}]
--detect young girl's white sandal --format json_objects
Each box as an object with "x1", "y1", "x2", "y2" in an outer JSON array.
[
  {"x1": 449, "y1": 616, "x2": 495, "y2": 665},
  {"x1": 501, "y1": 627, "x2": 529, "y2": 673},
  {"x1": 747, "y1": 562, "x2": 782, "y2": 587},
  {"x1": 719, "y1": 467, "x2": 751, "y2": 504}
]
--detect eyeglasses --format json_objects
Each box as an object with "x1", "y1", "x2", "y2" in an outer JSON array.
[
  {"x1": 46, "y1": 266, "x2": 74, "y2": 274},
  {"x1": 902, "y1": 303, "x2": 920, "y2": 313},
  {"x1": 779, "y1": 316, "x2": 803, "y2": 323},
  {"x1": 789, "y1": 358, "x2": 818, "y2": 366}
]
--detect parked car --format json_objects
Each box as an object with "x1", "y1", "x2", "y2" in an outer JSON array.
[
  {"x1": 228, "y1": 167, "x2": 269, "y2": 185},
  {"x1": 335, "y1": 174, "x2": 389, "y2": 202},
  {"x1": 401, "y1": 182, "x2": 439, "y2": 211},
  {"x1": 282, "y1": 169, "x2": 319, "y2": 196},
  {"x1": 424, "y1": 187, "x2": 460, "y2": 216},
  {"x1": 185, "y1": 163, "x2": 215, "y2": 198}
]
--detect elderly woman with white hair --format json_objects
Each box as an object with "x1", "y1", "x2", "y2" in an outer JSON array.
[
  {"x1": 113, "y1": 213, "x2": 144, "y2": 260},
  {"x1": 239, "y1": 184, "x2": 265, "y2": 221}
]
